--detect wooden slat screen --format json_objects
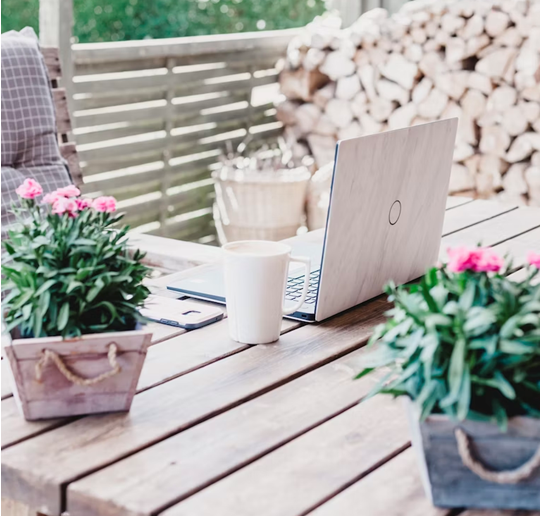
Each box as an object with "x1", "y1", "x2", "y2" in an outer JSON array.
[{"x1": 71, "y1": 30, "x2": 297, "y2": 241}]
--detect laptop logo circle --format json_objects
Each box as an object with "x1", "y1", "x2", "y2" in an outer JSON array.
[{"x1": 389, "y1": 200, "x2": 401, "y2": 225}]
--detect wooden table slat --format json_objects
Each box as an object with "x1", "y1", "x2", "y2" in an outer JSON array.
[
  {"x1": 441, "y1": 200, "x2": 516, "y2": 236},
  {"x1": 440, "y1": 207, "x2": 540, "y2": 261},
  {"x1": 445, "y1": 196, "x2": 474, "y2": 210},
  {"x1": 307, "y1": 448, "x2": 448, "y2": 516},
  {"x1": 68, "y1": 348, "x2": 385, "y2": 516},
  {"x1": 160, "y1": 396, "x2": 409, "y2": 516}
]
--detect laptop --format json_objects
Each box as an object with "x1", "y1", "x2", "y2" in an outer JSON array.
[{"x1": 168, "y1": 119, "x2": 458, "y2": 322}]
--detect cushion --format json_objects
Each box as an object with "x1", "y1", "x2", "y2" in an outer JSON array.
[{"x1": 1, "y1": 28, "x2": 73, "y2": 232}]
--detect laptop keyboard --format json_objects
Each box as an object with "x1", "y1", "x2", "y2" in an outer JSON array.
[{"x1": 285, "y1": 269, "x2": 320, "y2": 305}]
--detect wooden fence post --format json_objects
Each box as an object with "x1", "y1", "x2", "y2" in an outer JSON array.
[
  {"x1": 39, "y1": 0, "x2": 75, "y2": 125},
  {"x1": 332, "y1": 0, "x2": 363, "y2": 27},
  {"x1": 332, "y1": 0, "x2": 409, "y2": 26}
]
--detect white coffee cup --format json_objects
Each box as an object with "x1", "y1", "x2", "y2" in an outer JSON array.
[{"x1": 223, "y1": 240, "x2": 310, "y2": 344}]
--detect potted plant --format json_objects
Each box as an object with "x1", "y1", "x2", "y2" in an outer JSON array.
[
  {"x1": 2, "y1": 179, "x2": 152, "y2": 420},
  {"x1": 356, "y1": 246, "x2": 540, "y2": 510}
]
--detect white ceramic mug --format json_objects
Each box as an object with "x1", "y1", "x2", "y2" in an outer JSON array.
[{"x1": 223, "y1": 240, "x2": 310, "y2": 344}]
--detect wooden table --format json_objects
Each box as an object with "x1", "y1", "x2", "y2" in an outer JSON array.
[{"x1": 2, "y1": 197, "x2": 540, "y2": 516}]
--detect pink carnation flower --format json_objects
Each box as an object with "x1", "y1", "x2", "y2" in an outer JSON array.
[
  {"x1": 447, "y1": 246, "x2": 503, "y2": 273},
  {"x1": 43, "y1": 192, "x2": 62, "y2": 204},
  {"x1": 474, "y1": 248, "x2": 504, "y2": 272},
  {"x1": 76, "y1": 197, "x2": 93, "y2": 210},
  {"x1": 55, "y1": 185, "x2": 81, "y2": 198},
  {"x1": 92, "y1": 196, "x2": 117, "y2": 213},
  {"x1": 447, "y1": 247, "x2": 477, "y2": 273},
  {"x1": 15, "y1": 178, "x2": 43, "y2": 199},
  {"x1": 528, "y1": 251, "x2": 540, "y2": 269},
  {"x1": 52, "y1": 197, "x2": 79, "y2": 217}
]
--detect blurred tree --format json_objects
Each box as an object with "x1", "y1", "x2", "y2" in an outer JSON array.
[{"x1": 1, "y1": 0, "x2": 327, "y2": 42}]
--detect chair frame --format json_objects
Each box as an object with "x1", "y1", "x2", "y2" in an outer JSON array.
[{"x1": 41, "y1": 47, "x2": 83, "y2": 186}]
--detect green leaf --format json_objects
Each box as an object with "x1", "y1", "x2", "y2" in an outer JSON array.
[
  {"x1": 500, "y1": 315, "x2": 522, "y2": 339},
  {"x1": 493, "y1": 371, "x2": 516, "y2": 400},
  {"x1": 35, "y1": 279, "x2": 57, "y2": 297},
  {"x1": 446, "y1": 338, "x2": 466, "y2": 405},
  {"x1": 72, "y1": 238, "x2": 97, "y2": 246},
  {"x1": 57, "y1": 302, "x2": 70, "y2": 331},
  {"x1": 355, "y1": 368, "x2": 374, "y2": 380},
  {"x1": 459, "y1": 281, "x2": 476, "y2": 311},
  {"x1": 416, "y1": 380, "x2": 438, "y2": 421},
  {"x1": 39, "y1": 290, "x2": 51, "y2": 316},
  {"x1": 33, "y1": 308, "x2": 43, "y2": 338},
  {"x1": 492, "y1": 398, "x2": 508, "y2": 432},
  {"x1": 425, "y1": 314, "x2": 452, "y2": 330},
  {"x1": 430, "y1": 284, "x2": 448, "y2": 311},
  {"x1": 457, "y1": 365, "x2": 471, "y2": 421},
  {"x1": 86, "y1": 278, "x2": 105, "y2": 303},
  {"x1": 463, "y1": 308, "x2": 496, "y2": 336},
  {"x1": 499, "y1": 339, "x2": 535, "y2": 355},
  {"x1": 66, "y1": 280, "x2": 84, "y2": 294}
]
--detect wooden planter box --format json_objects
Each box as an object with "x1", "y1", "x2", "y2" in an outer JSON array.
[
  {"x1": 4, "y1": 329, "x2": 152, "y2": 420},
  {"x1": 407, "y1": 401, "x2": 540, "y2": 510}
]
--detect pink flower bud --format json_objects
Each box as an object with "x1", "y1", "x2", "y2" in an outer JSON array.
[
  {"x1": 528, "y1": 251, "x2": 540, "y2": 269},
  {"x1": 52, "y1": 197, "x2": 79, "y2": 217},
  {"x1": 55, "y1": 185, "x2": 81, "y2": 198},
  {"x1": 43, "y1": 192, "x2": 62, "y2": 204},
  {"x1": 92, "y1": 196, "x2": 117, "y2": 213},
  {"x1": 75, "y1": 198, "x2": 93, "y2": 210}
]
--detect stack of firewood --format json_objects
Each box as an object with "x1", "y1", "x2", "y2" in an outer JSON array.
[{"x1": 277, "y1": 0, "x2": 540, "y2": 205}]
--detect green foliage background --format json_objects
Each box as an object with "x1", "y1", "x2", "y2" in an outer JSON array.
[{"x1": 2, "y1": 0, "x2": 326, "y2": 42}]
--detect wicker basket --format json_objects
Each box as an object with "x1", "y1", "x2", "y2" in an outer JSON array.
[{"x1": 213, "y1": 166, "x2": 311, "y2": 243}]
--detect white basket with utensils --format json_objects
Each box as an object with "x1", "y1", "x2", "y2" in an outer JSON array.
[{"x1": 212, "y1": 166, "x2": 311, "y2": 244}]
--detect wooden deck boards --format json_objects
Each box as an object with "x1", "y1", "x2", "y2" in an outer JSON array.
[{"x1": 2, "y1": 197, "x2": 540, "y2": 516}]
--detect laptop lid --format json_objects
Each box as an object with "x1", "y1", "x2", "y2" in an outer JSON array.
[{"x1": 314, "y1": 119, "x2": 458, "y2": 321}]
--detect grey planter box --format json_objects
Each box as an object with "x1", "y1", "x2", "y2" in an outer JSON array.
[{"x1": 406, "y1": 400, "x2": 540, "y2": 510}]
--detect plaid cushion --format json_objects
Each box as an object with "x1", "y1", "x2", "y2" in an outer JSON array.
[{"x1": 1, "y1": 28, "x2": 72, "y2": 234}]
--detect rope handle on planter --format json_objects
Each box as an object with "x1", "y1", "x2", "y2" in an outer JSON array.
[
  {"x1": 35, "y1": 343, "x2": 121, "y2": 386},
  {"x1": 455, "y1": 427, "x2": 540, "y2": 484}
]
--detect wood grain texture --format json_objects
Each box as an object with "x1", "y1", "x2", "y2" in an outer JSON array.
[
  {"x1": 492, "y1": 227, "x2": 540, "y2": 269},
  {"x1": 308, "y1": 449, "x2": 449, "y2": 516},
  {"x1": 411, "y1": 415, "x2": 540, "y2": 510},
  {"x1": 1, "y1": 497, "x2": 40, "y2": 516},
  {"x1": 52, "y1": 88, "x2": 71, "y2": 134},
  {"x1": 441, "y1": 200, "x2": 516, "y2": 236},
  {"x1": 1, "y1": 323, "x2": 187, "y2": 401},
  {"x1": 1, "y1": 298, "x2": 387, "y2": 515},
  {"x1": 0, "y1": 308, "x2": 296, "y2": 450},
  {"x1": 317, "y1": 119, "x2": 458, "y2": 320},
  {"x1": 160, "y1": 396, "x2": 409, "y2": 516},
  {"x1": 1, "y1": 397, "x2": 66, "y2": 449},
  {"x1": 129, "y1": 234, "x2": 222, "y2": 279},
  {"x1": 445, "y1": 196, "x2": 473, "y2": 209},
  {"x1": 137, "y1": 317, "x2": 300, "y2": 392},
  {"x1": 5, "y1": 330, "x2": 151, "y2": 420},
  {"x1": 440, "y1": 207, "x2": 540, "y2": 261},
  {"x1": 67, "y1": 348, "x2": 385, "y2": 516},
  {"x1": 71, "y1": 30, "x2": 297, "y2": 64},
  {"x1": 59, "y1": 142, "x2": 83, "y2": 186},
  {"x1": 41, "y1": 47, "x2": 61, "y2": 79}
]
